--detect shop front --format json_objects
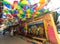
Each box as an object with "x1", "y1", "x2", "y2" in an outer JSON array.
[{"x1": 21, "y1": 12, "x2": 60, "y2": 44}]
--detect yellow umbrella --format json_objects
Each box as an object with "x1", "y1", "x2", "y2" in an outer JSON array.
[
  {"x1": 40, "y1": 0, "x2": 45, "y2": 3},
  {"x1": 17, "y1": 14, "x2": 22, "y2": 18},
  {"x1": 21, "y1": 0, "x2": 28, "y2": 4},
  {"x1": 17, "y1": 14, "x2": 20, "y2": 17},
  {"x1": 36, "y1": 12, "x2": 41, "y2": 15},
  {"x1": 19, "y1": 10, "x2": 24, "y2": 14},
  {"x1": 26, "y1": 9, "x2": 30, "y2": 13},
  {"x1": 26, "y1": 13, "x2": 31, "y2": 18}
]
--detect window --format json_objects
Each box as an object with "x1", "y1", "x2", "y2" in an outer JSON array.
[{"x1": 28, "y1": 21, "x2": 46, "y2": 38}]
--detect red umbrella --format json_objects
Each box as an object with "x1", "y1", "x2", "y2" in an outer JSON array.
[{"x1": 0, "y1": 18, "x2": 3, "y2": 24}]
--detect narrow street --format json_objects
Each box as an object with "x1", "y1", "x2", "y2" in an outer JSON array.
[
  {"x1": 0, "y1": 0, "x2": 60, "y2": 44},
  {"x1": 0, "y1": 34, "x2": 31, "y2": 44}
]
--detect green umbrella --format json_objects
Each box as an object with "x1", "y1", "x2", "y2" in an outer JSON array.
[
  {"x1": 11, "y1": 10, "x2": 14, "y2": 13},
  {"x1": 3, "y1": 0, "x2": 10, "y2": 4},
  {"x1": 4, "y1": 10, "x2": 9, "y2": 14},
  {"x1": 19, "y1": 2, "x2": 25, "y2": 7},
  {"x1": 22, "y1": 18, "x2": 26, "y2": 21},
  {"x1": 17, "y1": 6, "x2": 22, "y2": 10},
  {"x1": 30, "y1": 10, "x2": 33, "y2": 14},
  {"x1": 44, "y1": 9, "x2": 49, "y2": 13}
]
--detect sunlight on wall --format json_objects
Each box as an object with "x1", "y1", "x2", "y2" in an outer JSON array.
[
  {"x1": 46, "y1": 0, "x2": 60, "y2": 13},
  {"x1": 28, "y1": 0, "x2": 40, "y2": 5}
]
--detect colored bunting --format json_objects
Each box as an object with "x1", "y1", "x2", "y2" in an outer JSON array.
[{"x1": 3, "y1": 0, "x2": 49, "y2": 21}]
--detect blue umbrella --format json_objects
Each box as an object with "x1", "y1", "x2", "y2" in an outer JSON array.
[
  {"x1": 30, "y1": 6, "x2": 34, "y2": 12},
  {"x1": 26, "y1": 5, "x2": 29, "y2": 10},
  {"x1": 14, "y1": 10, "x2": 18, "y2": 14},
  {"x1": 41, "y1": 8, "x2": 45, "y2": 12},
  {"x1": 4, "y1": 4, "x2": 11, "y2": 9},
  {"x1": 2, "y1": 14, "x2": 7, "y2": 18}
]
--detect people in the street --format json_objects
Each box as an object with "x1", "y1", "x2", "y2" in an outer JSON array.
[{"x1": 0, "y1": 17, "x2": 20, "y2": 37}]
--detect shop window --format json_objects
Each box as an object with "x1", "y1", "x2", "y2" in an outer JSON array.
[{"x1": 28, "y1": 21, "x2": 46, "y2": 38}]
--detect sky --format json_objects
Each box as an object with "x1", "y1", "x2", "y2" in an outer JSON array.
[{"x1": 45, "y1": 0, "x2": 60, "y2": 13}]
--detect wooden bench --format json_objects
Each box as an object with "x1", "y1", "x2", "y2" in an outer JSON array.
[{"x1": 32, "y1": 37, "x2": 46, "y2": 43}]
